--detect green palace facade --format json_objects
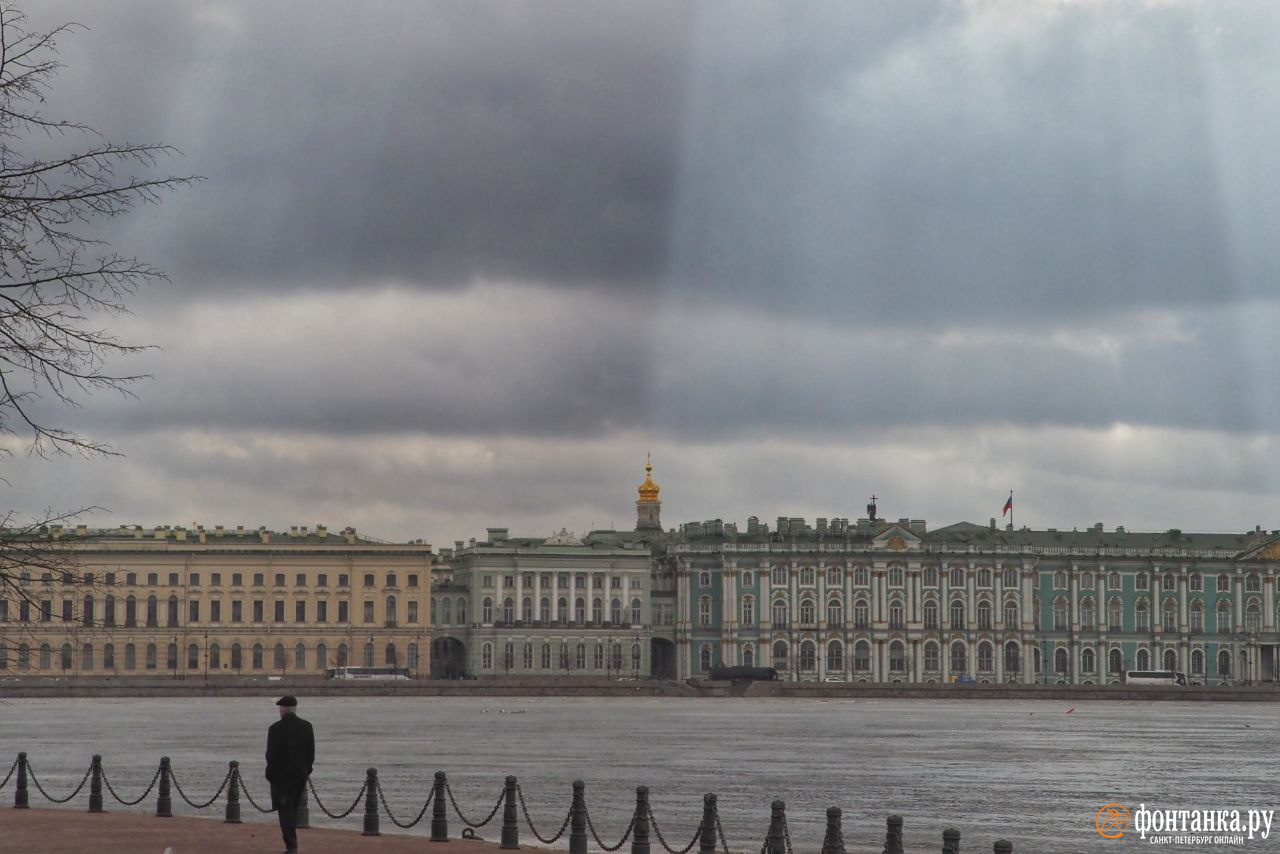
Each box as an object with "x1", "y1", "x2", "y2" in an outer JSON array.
[{"x1": 661, "y1": 514, "x2": 1280, "y2": 684}]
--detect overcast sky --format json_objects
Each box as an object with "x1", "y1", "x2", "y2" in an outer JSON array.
[{"x1": 5, "y1": 0, "x2": 1280, "y2": 544}]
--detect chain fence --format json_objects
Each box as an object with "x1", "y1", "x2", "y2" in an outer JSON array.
[
  {"x1": 27, "y1": 761, "x2": 94, "y2": 805},
  {"x1": 375, "y1": 777, "x2": 434, "y2": 829},
  {"x1": 515, "y1": 782, "x2": 574, "y2": 845},
  {"x1": 169, "y1": 766, "x2": 233, "y2": 810},
  {"x1": 0, "y1": 756, "x2": 18, "y2": 790},
  {"x1": 443, "y1": 778, "x2": 504, "y2": 828},
  {"x1": 307, "y1": 776, "x2": 367, "y2": 820}
]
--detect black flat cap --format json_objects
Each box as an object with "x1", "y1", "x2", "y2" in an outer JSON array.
[{"x1": 276, "y1": 695, "x2": 298, "y2": 707}]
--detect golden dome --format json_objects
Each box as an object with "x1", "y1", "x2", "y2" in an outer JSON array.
[{"x1": 637, "y1": 455, "x2": 660, "y2": 502}]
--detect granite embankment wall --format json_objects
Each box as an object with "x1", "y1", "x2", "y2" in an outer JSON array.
[{"x1": 2, "y1": 676, "x2": 1277, "y2": 701}]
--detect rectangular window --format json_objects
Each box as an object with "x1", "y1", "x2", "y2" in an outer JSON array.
[
  {"x1": 210, "y1": 572, "x2": 221, "y2": 586},
  {"x1": 408, "y1": 601, "x2": 419, "y2": 623},
  {"x1": 41, "y1": 600, "x2": 52, "y2": 622},
  {"x1": 338, "y1": 600, "x2": 349, "y2": 623},
  {"x1": 231, "y1": 600, "x2": 242, "y2": 622},
  {"x1": 189, "y1": 601, "x2": 200, "y2": 623},
  {"x1": 318, "y1": 573, "x2": 328, "y2": 587},
  {"x1": 253, "y1": 600, "x2": 264, "y2": 623},
  {"x1": 364, "y1": 574, "x2": 375, "y2": 588},
  {"x1": 316, "y1": 601, "x2": 328, "y2": 623},
  {"x1": 105, "y1": 572, "x2": 116, "y2": 586},
  {"x1": 126, "y1": 572, "x2": 137, "y2": 586},
  {"x1": 273, "y1": 600, "x2": 285, "y2": 622},
  {"x1": 295, "y1": 601, "x2": 306, "y2": 623},
  {"x1": 61, "y1": 599, "x2": 73, "y2": 622},
  {"x1": 189, "y1": 572, "x2": 200, "y2": 586},
  {"x1": 482, "y1": 575, "x2": 494, "y2": 588},
  {"x1": 408, "y1": 574, "x2": 419, "y2": 588},
  {"x1": 168, "y1": 572, "x2": 179, "y2": 586},
  {"x1": 148, "y1": 573, "x2": 158, "y2": 586},
  {"x1": 232, "y1": 573, "x2": 243, "y2": 587},
  {"x1": 296, "y1": 573, "x2": 306, "y2": 587},
  {"x1": 210, "y1": 601, "x2": 222, "y2": 623},
  {"x1": 387, "y1": 573, "x2": 397, "y2": 588},
  {"x1": 253, "y1": 573, "x2": 265, "y2": 587},
  {"x1": 338, "y1": 574, "x2": 348, "y2": 588},
  {"x1": 363, "y1": 601, "x2": 375, "y2": 624}
]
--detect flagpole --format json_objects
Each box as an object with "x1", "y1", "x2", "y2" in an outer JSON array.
[{"x1": 1010, "y1": 490, "x2": 1014, "y2": 529}]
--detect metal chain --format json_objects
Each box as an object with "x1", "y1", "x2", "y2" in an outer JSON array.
[
  {"x1": 515, "y1": 783, "x2": 573, "y2": 845},
  {"x1": 99, "y1": 764, "x2": 161, "y2": 807},
  {"x1": 376, "y1": 777, "x2": 434, "y2": 829},
  {"x1": 169, "y1": 766, "x2": 233, "y2": 810},
  {"x1": 0, "y1": 756, "x2": 18, "y2": 791},
  {"x1": 26, "y1": 762, "x2": 94, "y2": 805},
  {"x1": 715, "y1": 814, "x2": 732, "y2": 854},
  {"x1": 236, "y1": 771, "x2": 273, "y2": 814},
  {"x1": 585, "y1": 803, "x2": 637, "y2": 852},
  {"x1": 443, "y1": 779, "x2": 504, "y2": 828},
  {"x1": 783, "y1": 817, "x2": 794, "y2": 854},
  {"x1": 307, "y1": 777, "x2": 367, "y2": 820},
  {"x1": 647, "y1": 804, "x2": 702, "y2": 854}
]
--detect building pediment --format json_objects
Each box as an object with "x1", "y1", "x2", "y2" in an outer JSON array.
[
  {"x1": 872, "y1": 525, "x2": 921, "y2": 552},
  {"x1": 1238, "y1": 536, "x2": 1280, "y2": 562}
]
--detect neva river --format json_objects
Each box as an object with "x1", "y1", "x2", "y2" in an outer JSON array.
[{"x1": 0, "y1": 696, "x2": 1272, "y2": 853}]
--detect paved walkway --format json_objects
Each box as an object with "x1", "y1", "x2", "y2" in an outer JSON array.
[{"x1": 0, "y1": 808, "x2": 507, "y2": 853}]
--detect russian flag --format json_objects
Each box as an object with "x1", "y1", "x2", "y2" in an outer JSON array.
[{"x1": 1002, "y1": 492, "x2": 1013, "y2": 517}]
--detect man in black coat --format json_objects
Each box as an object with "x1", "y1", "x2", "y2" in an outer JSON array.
[{"x1": 265, "y1": 695, "x2": 315, "y2": 854}]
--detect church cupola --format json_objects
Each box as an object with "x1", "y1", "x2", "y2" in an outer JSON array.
[{"x1": 636, "y1": 455, "x2": 661, "y2": 530}]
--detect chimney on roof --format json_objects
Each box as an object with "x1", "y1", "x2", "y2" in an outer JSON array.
[
  {"x1": 134, "y1": 525, "x2": 144, "y2": 539},
  {"x1": 259, "y1": 527, "x2": 270, "y2": 543},
  {"x1": 317, "y1": 525, "x2": 328, "y2": 539},
  {"x1": 76, "y1": 524, "x2": 87, "y2": 536},
  {"x1": 236, "y1": 525, "x2": 245, "y2": 537},
  {"x1": 289, "y1": 526, "x2": 299, "y2": 538},
  {"x1": 175, "y1": 527, "x2": 187, "y2": 542},
  {"x1": 50, "y1": 524, "x2": 63, "y2": 539}
]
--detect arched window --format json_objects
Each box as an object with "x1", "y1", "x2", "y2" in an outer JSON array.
[
  {"x1": 335, "y1": 643, "x2": 347, "y2": 667},
  {"x1": 700, "y1": 570, "x2": 712, "y2": 588},
  {"x1": 772, "y1": 599, "x2": 788, "y2": 628},
  {"x1": 977, "y1": 600, "x2": 992, "y2": 630},
  {"x1": 1109, "y1": 648, "x2": 1124, "y2": 674},
  {"x1": 83, "y1": 596, "x2": 95, "y2": 627},
  {"x1": 827, "y1": 598, "x2": 842, "y2": 627},
  {"x1": 541, "y1": 597, "x2": 552, "y2": 623},
  {"x1": 1246, "y1": 601, "x2": 1261, "y2": 633},
  {"x1": 699, "y1": 644, "x2": 712, "y2": 672},
  {"x1": 950, "y1": 599, "x2": 965, "y2": 628},
  {"x1": 40, "y1": 643, "x2": 52, "y2": 669},
  {"x1": 1217, "y1": 650, "x2": 1231, "y2": 676},
  {"x1": 18, "y1": 643, "x2": 31, "y2": 670},
  {"x1": 889, "y1": 641, "x2": 906, "y2": 672},
  {"x1": 1137, "y1": 648, "x2": 1150, "y2": 670},
  {"x1": 592, "y1": 642, "x2": 603, "y2": 670},
  {"x1": 888, "y1": 598, "x2": 904, "y2": 629},
  {"x1": 1052, "y1": 598, "x2": 1067, "y2": 631},
  {"x1": 742, "y1": 596, "x2": 755, "y2": 626},
  {"x1": 209, "y1": 643, "x2": 221, "y2": 670},
  {"x1": 950, "y1": 641, "x2": 967, "y2": 675},
  {"x1": 363, "y1": 641, "x2": 374, "y2": 667},
  {"x1": 1081, "y1": 571, "x2": 1094, "y2": 589},
  {"x1": 430, "y1": 597, "x2": 437, "y2": 624},
  {"x1": 799, "y1": 640, "x2": 816, "y2": 672},
  {"x1": 827, "y1": 640, "x2": 844, "y2": 672},
  {"x1": 146, "y1": 595, "x2": 158, "y2": 627},
  {"x1": 482, "y1": 597, "x2": 494, "y2": 623},
  {"x1": 542, "y1": 643, "x2": 552, "y2": 670},
  {"x1": 923, "y1": 600, "x2": 937, "y2": 630},
  {"x1": 387, "y1": 643, "x2": 399, "y2": 666},
  {"x1": 1189, "y1": 573, "x2": 1203, "y2": 592},
  {"x1": 1108, "y1": 598, "x2": 1123, "y2": 631},
  {"x1": 1217, "y1": 601, "x2": 1232, "y2": 633},
  {"x1": 575, "y1": 597, "x2": 586, "y2": 623},
  {"x1": 252, "y1": 643, "x2": 264, "y2": 669},
  {"x1": 854, "y1": 641, "x2": 871, "y2": 672},
  {"x1": 523, "y1": 642, "x2": 534, "y2": 670},
  {"x1": 1005, "y1": 600, "x2": 1019, "y2": 627},
  {"x1": 699, "y1": 596, "x2": 713, "y2": 627},
  {"x1": 502, "y1": 597, "x2": 514, "y2": 624},
  {"x1": 522, "y1": 597, "x2": 533, "y2": 623},
  {"x1": 923, "y1": 642, "x2": 940, "y2": 672},
  {"x1": 1162, "y1": 600, "x2": 1177, "y2": 632},
  {"x1": 456, "y1": 598, "x2": 467, "y2": 624},
  {"x1": 575, "y1": 643, "x2": 587, "y2": 669},
  {"x1": 1216, "y1": 573, "x2": 1230, "y2": 592},
  {"x1": 1189, "y1": 600, "x2": 1204, "y2": 631},
  {"x1": 274, "y1": 643, "x2": 286, "y2": 670},
  {"x1": 230, "y1": 643, "x2": 241, "y2": 671},
  {"x1": 772, "y1": 640, "x2": 789, "y2": 670},
  {"x1": 167, "y1": 595, "x2": 180, "y2": 627},
  {"x1": 631, "y1": 597, "x2": 643, "y2": 625},
  {"x1": 1079, "y1": 599, "x2": 1094, "y2": 630},
  {"x1": 1081, "y1": 647, "x2": 1095, "y2": 674},
  {"x1": 592, "y1": 597, "x2": 603, "y2": 623},
  {"x1": 81, "y1": 643, "x2": 94, "y2": 671},
  {"x1": 1135, "y1": 600, "x2": 1151, "y2": 630},
  {"x1": 1191, "y1": 649, "x2": 1204, "y2": 675},
  {"x1": 315, "y1": 643, "x2": 327, "y2": 670},
  {"x1": 977, "y1": 641, "x2": 993, "y2": 673},
  {"x1": 1033, "y1": 647, "x2": 1042, "y2": 673},
  {"x1": 482, "y1": 642, "x2": 493, "y2": 670},
  {"x1": 104, "y1": 594, "x2": 115, "y2": 627},
  {"x1": 147, "y1": 643, "x2": 159, "y2": 670},
  {"x1": 1163, "y1": 649, "x2": 1177, "y2": 671},
  {"x1": 611, "y1": 642, "x2": 623, "y2": 671},
  {"x1": 799, "y1": 599, "x2": 815, "y2": 624},
  {"x1": 125, "y1": 595, "x2": 137, "y2": 627},
  {"x1": 60, "y1": 643, "x2": 72, "y2": 671},
  {"x1": 610, "y1": 597, "x2": 622, "y2": 624},
  {"x1": 742, "y1": 644, "x2": 754, "y2": 668},
  {"x1": 1004, "y1": 642, "x2": 1019, "y2": 674},
  {"x1": 188, "y1": 643, "x2": 200, "y2": 670},
  {"x1": 294, "y1": 643, "x2": 306, "y2": 671},
  {"x1": 855, "y1": 599, "x2": 870, "y2": 628},
  {"x1": 408, "y1": 643, "x2": 419, "y2": 672},
  {"x1": 1054, "y1": 647, "x2": 1068, "y2": 674}
]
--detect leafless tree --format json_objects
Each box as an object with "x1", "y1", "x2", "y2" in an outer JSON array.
[{"x1": 0, "y1": 2, "x2": 197, "y2": 459}]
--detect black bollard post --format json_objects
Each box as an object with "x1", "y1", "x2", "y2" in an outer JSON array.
[
  {"x1": 14, "y1": 752, "x2": 28, "y2": 809},
  {"x1": 942, "y1": 827, "x2": 961, "y2": 854},
  {"x1": 500, "y1": 775, "x2": 520, "y2": 849},
  {"x1": 631, "y1": 786, "x2": 651, "y2": 854},
  {"x1": 568, "y1": 780, "x2": 588, "y2": 854},
  {"x1": 821, "y1": 806, "x2": 845, "y2": 854},
  {"x1": 156, "y1": 757, "x2": 172, "y2": 817},
  {"x1": 430, "y1": 771, "x2": 449, "y2": 842},
  {"x1": 224, "y1": 761, "x2": 241, "y2": 823},
  {"x1": 883, "y1": 814, "x2": 904, "y2": 854},
  {"x1": 296, "y1": 782, "x2": 310, "y2": 829},
  {"x1": 362, "y1": 767, "x2": 380, "y2": 836},
  {"x1": 88, "y1": 755, "x2": 103, "y2": 813},
  {"x1": 766, "y1": 800, "x2": 787, "y2": 854},
  {"x1": 993, "y1": 841, "x2": 1012, "y2": 854},
  {"x1": 699, "y1": 794, "x2": 718, "y2": 854}
]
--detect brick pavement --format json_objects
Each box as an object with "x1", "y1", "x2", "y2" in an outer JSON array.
[{"x1": 0, "y1": 807, "x2": 508, "y2": 853}]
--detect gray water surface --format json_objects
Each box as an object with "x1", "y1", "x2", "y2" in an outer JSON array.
[{"x1": 2, "y1": 696, "x2": 1276, "y2": 853}]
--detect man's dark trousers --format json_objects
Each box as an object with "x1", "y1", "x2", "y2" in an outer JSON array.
[{"x1": 275, "y1": 783, "x2": 305, "y2": 852}]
